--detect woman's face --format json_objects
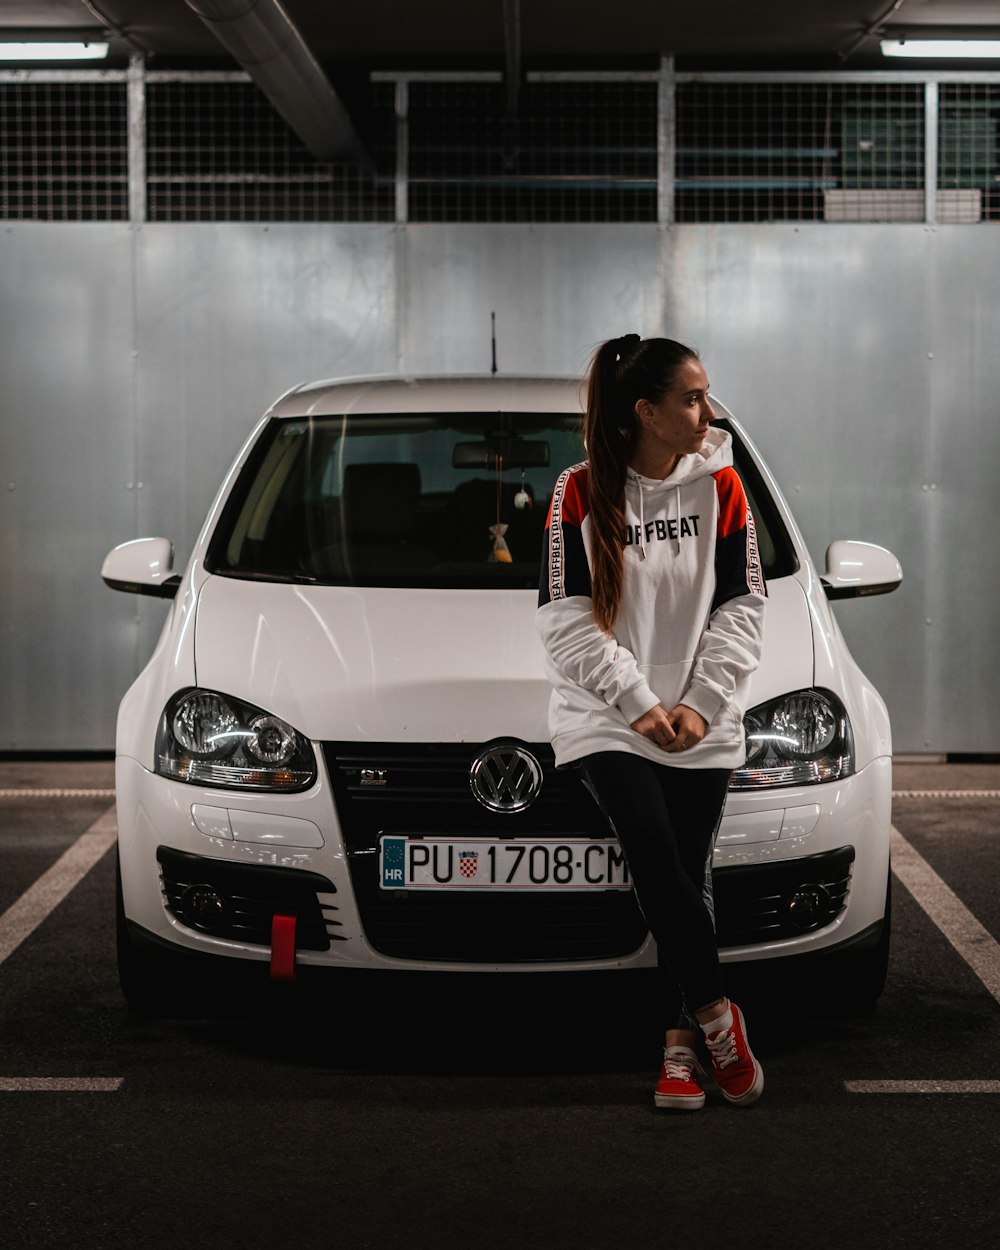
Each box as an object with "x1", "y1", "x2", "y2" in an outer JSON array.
[{"x1": 634, "y1": 357, "x2": 715, "y2": 462}]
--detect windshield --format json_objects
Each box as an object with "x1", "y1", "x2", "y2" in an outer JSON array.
[{"x1": 205, "y1": 412, "x2": 796, "y2": 589}]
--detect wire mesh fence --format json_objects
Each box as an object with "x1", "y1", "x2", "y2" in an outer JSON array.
[
  {"x1": 939, "y1": 83, "x2": 1000, "y2": 222},
  {"x1": 145, "y1": 78, "x2": 392, "y2": 222},
  {"x1": 407, "y1": 79, "x2": 658, "y2": 222},
  {"x1": 0, "y1": 71, "x2": 997, "y2": 224},
  {"x1": 676, "y1": 80, "x2": 927, "y2": 222},
  {"x1": 0, "y1": 80, "x2": 127, "y2": 220}
]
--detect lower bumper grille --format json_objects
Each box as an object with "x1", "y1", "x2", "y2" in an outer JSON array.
[
  {"x1": 714, "y1": 846, "x2": 855, "y2": 947},
  {"x1": 157, "y1": 847, "x2": 342, "y2": 951}
]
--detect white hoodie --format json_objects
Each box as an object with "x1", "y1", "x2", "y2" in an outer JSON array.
[{"x1": 536, "y1": 427, "x2": 766, "y2": 769}]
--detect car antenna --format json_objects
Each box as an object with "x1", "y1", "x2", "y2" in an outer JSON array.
[{"x1": 491, "y1": 311, "x2": 498, "y2": 375}]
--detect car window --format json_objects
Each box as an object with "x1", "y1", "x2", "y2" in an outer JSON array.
[
  {"x1": 715, "y1": 418, "x2": 799, "y2": 581},
  {"x1": 208, "y1": 413, "x2": 584, "y2": 589},
  {"x1": 206, "y1": 411, "x2": 796, "y2": 589}
]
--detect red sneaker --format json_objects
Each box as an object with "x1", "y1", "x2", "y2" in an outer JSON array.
[
  {"x1": 703, "y1": 1001, "x2": 764, "y2": 1106},
  {"x1": 654, "y1": 1045, "x2": 706, "y2": 1111}
]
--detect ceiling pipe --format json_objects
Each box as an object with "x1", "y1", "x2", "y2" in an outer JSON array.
[
  {"x1": 183, "y1": 0, "x2": 371, "y2": 169},
  {"x1": 79, "y1": 0, "x2": 152, "y2": 56}
]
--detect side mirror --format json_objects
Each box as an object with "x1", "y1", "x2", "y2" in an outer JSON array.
[
  {"x1": 822, "y1": 540, "x2": 902, "y2": 600},
  {"x1": 102, "y1": 537, "x2": 181, "y2": 599}
]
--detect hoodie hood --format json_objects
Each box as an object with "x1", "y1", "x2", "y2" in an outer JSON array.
[
  {"x1": 627, "y1": 425, "x2": 733, "y2": 492},
  {"x1": 626, "y1": 427, "x2": 733, "y2": 558}
]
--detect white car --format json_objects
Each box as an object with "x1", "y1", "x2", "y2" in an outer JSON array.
[{"x1": 103, "y1": 376, "x2": 902, "y2": 1013}]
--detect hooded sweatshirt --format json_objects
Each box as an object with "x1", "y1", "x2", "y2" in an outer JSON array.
[{"x1": 536, "y1": 427, "x2": 766, "y2": 770}]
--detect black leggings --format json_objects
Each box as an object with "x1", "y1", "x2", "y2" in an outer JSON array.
[{"x1": 575, "y1": 752, "x2": 730, "y2": 1031}]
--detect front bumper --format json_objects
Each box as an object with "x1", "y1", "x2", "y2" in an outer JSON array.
[{"x1": 115, "y1": 751, "x2": 892, "y2": 973}]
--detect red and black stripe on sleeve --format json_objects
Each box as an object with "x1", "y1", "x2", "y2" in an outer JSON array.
[
  {"x1": 711, "y1": 466, "x2": 766, "y2": 613},
  {"x1": 538, "y1": 463, "x2": 592, "y2": 606}
]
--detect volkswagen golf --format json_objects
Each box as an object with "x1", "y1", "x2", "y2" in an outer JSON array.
[{"x1": 103, "y1": 375, "x2": 901, "y2": 1012}]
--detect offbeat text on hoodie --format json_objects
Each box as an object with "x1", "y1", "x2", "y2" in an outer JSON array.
[{"x1": 536, "y1": 427, "x2": 766, "y2": 769}]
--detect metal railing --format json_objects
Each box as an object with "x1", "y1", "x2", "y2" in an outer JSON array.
[{"x1": 2, "y1": 59, "x2": 999, "y2": 224}]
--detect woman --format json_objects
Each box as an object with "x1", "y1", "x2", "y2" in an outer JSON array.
[{"x1": 536, "y1": 334, "x2": 767, "y2": 1110}]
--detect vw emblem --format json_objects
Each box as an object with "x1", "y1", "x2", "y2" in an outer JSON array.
[{"x1": 469, "y1": 744, "x2": 542, "y2": 813}]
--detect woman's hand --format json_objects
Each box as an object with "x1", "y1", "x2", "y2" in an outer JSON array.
[{"x1": 630, "y1": 703, "x2": 708, "y2": 753}]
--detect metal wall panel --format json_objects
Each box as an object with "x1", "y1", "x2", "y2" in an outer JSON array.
[
  {"x1": 0, "y1": 225, "x2": 137, "y2": 749},
  {"x1": 664, "y1": 224, "x2": 940, "y2": 751},
  {"x1": 1, "y1": 221, "x2": 997, "y2": 751},
  {"x1": 926, "y1": 233, "x2": 1000, "y2": 751},
  {"x1": 399, "y1": 226, "x2": 663, "y2": 378},
  {"x1": 669, "y1": 225, "x2": 1000, "y2": 754},
  {"x1": 134, "y1": 224, "x2": 398, "y2": 574}
]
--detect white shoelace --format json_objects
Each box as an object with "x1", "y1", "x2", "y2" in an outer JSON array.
[
  {"x1": 662, "y1": 1049, "x2": 702, "y2": 1083},
  {"x1": 706, "y1": 1027, "x2": 739, "y2": 1070}
]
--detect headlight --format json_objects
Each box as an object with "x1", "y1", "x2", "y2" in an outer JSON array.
[
  {"x1": 730, "y1": 688, "x2": 853, "y2": 790},
  {"x1": 155, "y1": 689, "x2": 316, "y2": 790}
]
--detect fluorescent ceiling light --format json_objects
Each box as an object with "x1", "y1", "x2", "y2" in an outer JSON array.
[
  {"x1": 881, "y1": 38, "x2": 1000, "y2": 59},
  {"x1": 0, "y1": 42, "x2": 109, "y2": 62}
]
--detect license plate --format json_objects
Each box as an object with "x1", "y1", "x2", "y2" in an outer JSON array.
[{"x1": 379, "y1": 835, "x2": 631, "y2": 891}]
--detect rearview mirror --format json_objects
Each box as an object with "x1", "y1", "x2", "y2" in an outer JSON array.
[
  {"x1": 822, "y1": 541, "x2": 902, "y2": 600},
  {"x1": 453, "y1": 438, "x2": 550, "y2": 470},
  {"x1": 102, "y1": 537, "x2": 181, "y2": 599}
]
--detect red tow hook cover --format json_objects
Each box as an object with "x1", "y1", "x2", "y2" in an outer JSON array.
[{"x1": 270, "y1": 913, "x2": 298, "y2": 982}]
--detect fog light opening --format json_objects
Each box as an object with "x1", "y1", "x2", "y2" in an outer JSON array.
[
  {"x1": 181, "y1": 883, "x2": 231, "y2": 932},
  {"x1": 783, "y1": 883, "x2": 832, "y2": 933}
]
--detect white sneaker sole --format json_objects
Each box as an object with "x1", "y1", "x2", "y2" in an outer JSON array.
[
  {"x1": 654, "y1": 1090, "x2": 706, "y2": 1110},
  {"x1": 718, "y1": 1063, "x2": 764, "y2": 1106}
]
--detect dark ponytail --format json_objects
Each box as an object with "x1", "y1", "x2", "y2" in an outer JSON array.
[{"x1": 583, "y1": 335, "x2": 699, "y2": 633}]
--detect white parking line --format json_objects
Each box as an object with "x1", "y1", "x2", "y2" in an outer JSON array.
[
  {"x1": 890, "y1": 824, "x2": 1000, "y2": 1008},
  {"x1": 893, "y1": 790, "x2": 1000, "y2": 799},
  {"x1": 848, "y1": 827, "x2": 1000, "y2": 1097},
  {"x1": 846, "y1": 1081, "x2": 1000, "y2": 1094},
  {"x1": 0, "y1": 806, "x2": 123, "y2": 1094},
  {"x1": 0, "y1": 1078, "x2": 123, "y2": 1092},
  {"x1": 0, "y1": 804, "x2": 117, "y2": 967},
  {"x1": 0, "y1": 789, "x2": 116, "y2": 799}
]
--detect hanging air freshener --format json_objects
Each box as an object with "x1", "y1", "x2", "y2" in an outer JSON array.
[
  {"x1": 488, "y1": 450, "x2": 513, "y2": 562},
  {"x1": 514, "y1": 471, "x2": 532, "y2": 511},
  {"x1": 489, "y1": 523, "x2": 513, "y2": 563}
]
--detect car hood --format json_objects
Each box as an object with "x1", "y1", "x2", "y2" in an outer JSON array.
[{"x1": 193, "y1": 575, "x2": 813, "y2": 743}]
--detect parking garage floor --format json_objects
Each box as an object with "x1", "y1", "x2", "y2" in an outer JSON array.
[{"x1": 1, "y1": 758, "x2": 999, "y2": 1249}]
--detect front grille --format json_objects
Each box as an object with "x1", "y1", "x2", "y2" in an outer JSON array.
[
  {"x1": 157, "y1": 847, "x2": 342, "y2": 951},
  {"x1": 324, "y1": 742, "x2": 606, "y2": 843},
  {"x1": 325, "y1": 741, "x2": 647, "y2": 962},
  {"x1": 714, "y1": 846, "x2": 855, "y2": 947}
]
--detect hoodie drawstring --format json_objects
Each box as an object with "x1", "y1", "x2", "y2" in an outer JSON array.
[
  {"x1": 673, "y1": 484, "x2": 681, "y2": 555},
  {"x1": 628, "y1": 471, "x2": 680, "y2": 559},
  {"x1": 640, "y1": 475, "x2": 650, "y2": 560},
  {"x1": 636, "y1": 476, "x2": 647, "y2": 560}
]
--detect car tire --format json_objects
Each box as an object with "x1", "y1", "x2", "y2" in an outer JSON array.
[
  {"x1": 826, "y1": 868, "x2": 892, "y2": 1015},
  {"x1": 115, "y1": 849, "x2": 186, "y2": 1016}
]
